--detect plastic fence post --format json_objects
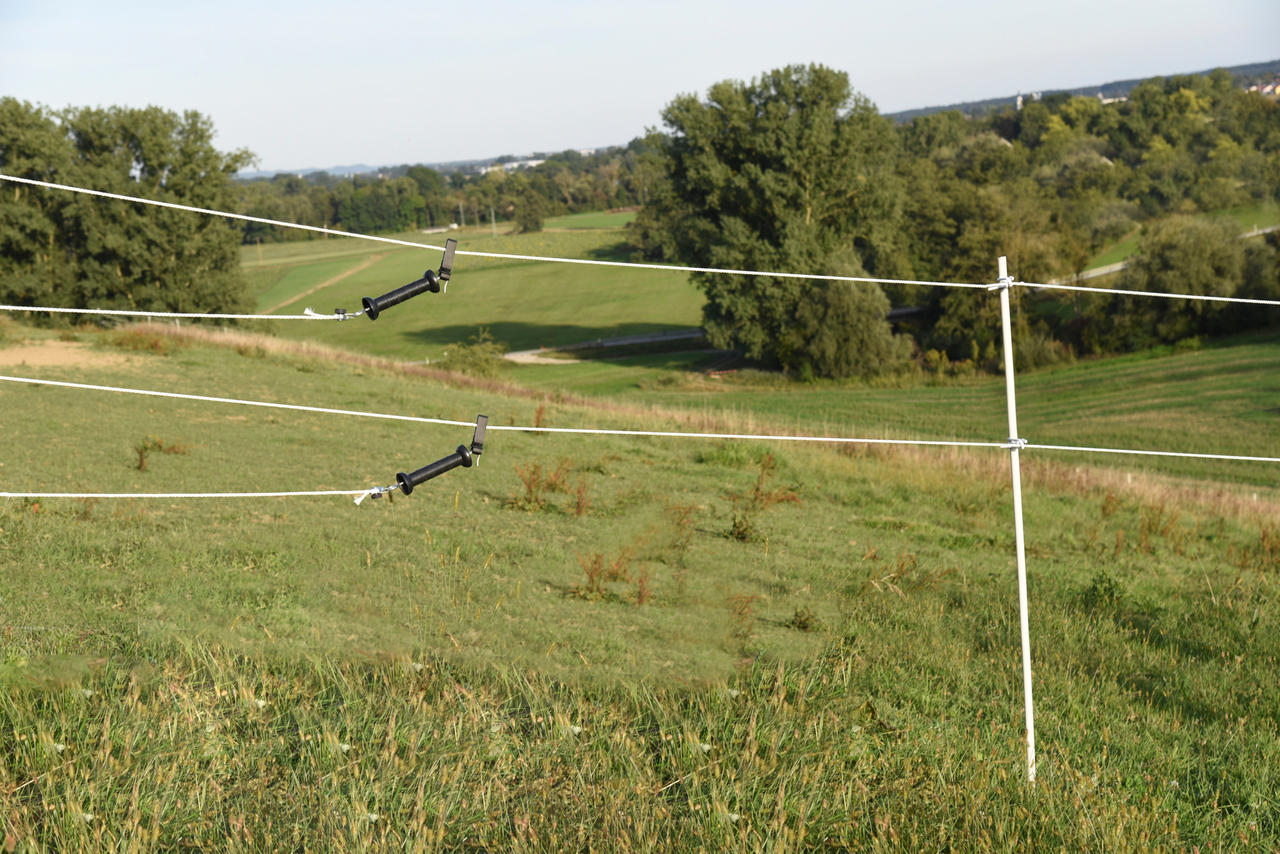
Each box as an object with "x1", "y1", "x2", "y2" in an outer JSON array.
[{"x1": 997, "y1": 255, "x2": 1037, "y2": 784}]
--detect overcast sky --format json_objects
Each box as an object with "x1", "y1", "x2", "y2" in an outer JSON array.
[{"x1": 2, "y1": 0, "x2": 1274, "y2": 173}]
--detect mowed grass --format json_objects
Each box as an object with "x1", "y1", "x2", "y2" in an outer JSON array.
[
  {"x1": 545, "y1": 210, "x2": 638, "y2": 230},
  {"x1": 243, "y1": 226, "x2": 702, "y2": 359},
  {"x1": 1087, "y1": 201, "x2": 1280, "y2": 270},
  {"x1": 1, "y1": 323, "x2": 1279, "y2": 848},
  {"x1": 240, "y1": 229, "x2": 1280, "y2": 487}
]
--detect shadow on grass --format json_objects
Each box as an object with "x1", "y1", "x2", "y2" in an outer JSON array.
[
  {"x1": 583, "y1": 240, "x2": 638, "y2": 262},
  {"x1": 402, "y1": 321, "x2": 703, "y2": 354}
]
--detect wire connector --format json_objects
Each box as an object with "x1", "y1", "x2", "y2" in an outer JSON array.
[
  {"x1": 304, "y1": 306, "x2": 361, "y2": 321},
  {"x1": 988, "y1": 275, "x2": 1016, "y2": 292},
  {"x1": 354, "y1": 484, "x2": 396, "y2": 505},
  {"x1": 362, "y1": 238, "x2": 457, "y2": 320},
  {"x1": 1005, "y1": 437, "x2": 1028, "y2": 450}
]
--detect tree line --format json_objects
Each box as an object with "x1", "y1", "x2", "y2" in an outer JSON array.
[
  {"x1": 235, "y1": 142, "x2": 667, "y2": 241},
  {"x1": 633, "y1": 65, "x2": 1280, "y2": 378},
  {"x1": 2, "y1": 67, "x2": 1278, "y2": 377},
  {"x1": 1, "y1": 99, "x2": 251, "y2": 316}
]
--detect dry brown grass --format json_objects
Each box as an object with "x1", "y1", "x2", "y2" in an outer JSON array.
[{"x1": 131, "y1": 323, "x2": 1280, "y2": 525}]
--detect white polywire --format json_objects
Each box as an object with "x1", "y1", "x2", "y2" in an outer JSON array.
[
  {"x1": 0, "y1": 303, "x2": 354, "y2": 321},
  {"x1": 0, "y1": 174, "x2": 438, "y2": 251},
  {"x1": 0, "y1": 374, "x2": 1005, "y2": 450},
  {"x1": 0, "y1": 489, "x2": 376, "y2": 499},
  {"x1": 0, "y1": 174, "x2": 988, "y2": 292},
  {"x1": 1025, "y1": 443, "x2": 1280, "y2": 465},
  {"x1": 447, "y1": 249, "x2": 990, "y2": 290},
  {"x1": 0, "y1": 375, "x2": 473, "y2": 428},
  {"x1": 6, "y1": 373, "x2": 1279, "y2": 463},
  {"x1": 1021, "y1": 280, "x2": 1280, "y2": 308}
]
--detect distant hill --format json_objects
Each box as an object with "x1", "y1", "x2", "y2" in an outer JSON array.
[
  {"x1": 240, "y1": 155, "x2": 569, "y2": 182},
  {"x1": 238, "y1": 163, "x2": 379, "y2": 181},
  {"x1": 239, "y1": 58, "x2": 1280, "y2": 180},
  {"x1": 885, "y1": 58, "x2": 1280, "y2": 123}
]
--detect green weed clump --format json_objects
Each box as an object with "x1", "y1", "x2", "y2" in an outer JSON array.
[
  {"x1": 570, "y1": 547, "x2": 635, "y2": 602},
  {"x1": 510, "y1": 462, "x2": 548, "y2": 510},
  {"x1": 727, "y1": 453, "x2": 799, "y2": 542},
  {"x1": 508, "y1": 458, "x2": 582, "y2": 514},
  {"x1": 105, "y1": 329, "x2": 183, "y2": 355},
  {"x1": 132, "y1": 437, "x2": 190, "y2": 471},
  {"x1": 436, "y1": 328, "x2": 506, "y2": 378}
]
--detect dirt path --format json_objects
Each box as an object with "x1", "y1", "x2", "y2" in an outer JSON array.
[
  {"x1": 0, "y1": 340, "x2": 135, "y2": 369},
  {"x1": 261, "y1": 252, "x2": 387, "y2": 314},
  {"x1": 505, "y1": 348, "x2": 579, "y2": 365},
  {"x1": 504, "y1": 329, "x2": 704, "y2": 365}
]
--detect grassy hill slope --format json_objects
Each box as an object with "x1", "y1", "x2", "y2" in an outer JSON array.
[
  {"x1": 1, "y1": 322, "x2": 1278, "y2": 848},
  {"x1": 508, "y1": 331, "x2": 1280, "y2": 485}
]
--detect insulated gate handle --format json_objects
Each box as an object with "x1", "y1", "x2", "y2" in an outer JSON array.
[
  {"x1": 395, "y1": 414, "x2": 487, "y2": 495},
  {"x1": 397, "y1": 445, "x2": 471, "y2": 494},
  {"x1": 362, "y1": 238, "x2": 456, "y2": 320}
]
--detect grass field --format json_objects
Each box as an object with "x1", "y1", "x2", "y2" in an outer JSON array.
[
  {"x1": 2, "y1": 319, "x2": 1279, "y2": 848},
  {"x1": 504, "y1": 331, "x2": 1280, "y2": 485},
  {"x1": 4, "y1": 216, "x2": 1279, "y2": 847},
  {"x1": 545, "y1": 210, "x2": 638, "y2": 230},
  {"x1": 243, "y1": 226, "x2": 702, "y2": 361},
  {"x1": 1088, "y1": 201, "x2": 1280, "y2": 270}
]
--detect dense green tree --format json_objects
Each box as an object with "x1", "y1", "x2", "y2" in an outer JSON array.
[
  {"x1": 0, "y1": 99, "x2": 252, "y2": 316},
  {"x1": 405, "y1": 164, "x2": 451, "y2": 227},
  {"x1": 504, "y1": 174, "x2": 546, "y2": 233},
  {"x1": 1078, "y1": 216, "x2": 1245, "y2": 349},
  {"x1": 647, "y1": 64, "x2": 910, "y2": 377},
  {"x1": 0, "y1": 100, "x2": 73, "y2": 308}
]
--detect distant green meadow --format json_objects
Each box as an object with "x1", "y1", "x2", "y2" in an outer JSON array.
[
  {"x1": 1088, "y1": 201, "x2": 1280, "y2": 270},
  {"x1": 246, "y1": 226, "x2": 702, "y2": 361},
  {"x1": 545, "y1": 210, "x2": 638, "y2": 230}
]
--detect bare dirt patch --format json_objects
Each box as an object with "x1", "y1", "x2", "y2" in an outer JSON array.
[{"x1": 0, "y1": 340, "x2": 136, "y2": 369}]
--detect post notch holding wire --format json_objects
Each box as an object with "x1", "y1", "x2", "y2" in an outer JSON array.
[
  {"x1": 362, "y1": 238, "x2": 457, "y2": 320},
  {"x1": 395, "y1": 414, "x2": 487, "y2": 495}
]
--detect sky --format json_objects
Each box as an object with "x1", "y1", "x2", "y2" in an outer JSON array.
[{"x1": 2, "y1": 0, "x2": 1275, "y2": 174}]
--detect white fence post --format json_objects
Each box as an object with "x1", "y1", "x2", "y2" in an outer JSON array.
[{"x1": 996, "y1": 255, "x2": 1037, "y2": 783}]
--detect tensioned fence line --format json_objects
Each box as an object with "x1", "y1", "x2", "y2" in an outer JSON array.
[
  {"x1": 0, "y1": 488, "x2": 385, "y2": 500},
  {"x1": 4, "y1": 374, "x2": 1278, "y2": 488},
  {"x1": 0, "y1": 303, "x2": 356, "y2": 321},
  {"x1": 0, "y1": 374, "x2": 1008, "y2": 450},
  {"x1": 1023, "y1": 442, "x2": 1280, "y2": 464},
  {"x1": 1021, "y1": 279, "x2": 1280, "y2": 307},
  {"x1": 0, "y1": 174, "x2": 988, "y2": 292}
]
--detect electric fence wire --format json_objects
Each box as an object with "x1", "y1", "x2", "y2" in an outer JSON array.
[
  {"x1": 2, "y1": 373, "x2": 1278, "y2": 502},
  {"x1": 0, "y1": 174, "x2": 989, "y2": 293},
  {"x1": 1023, "y1": 442, "x2": 1280, "y2": 464},
  {"x1": 6, "y1": 175, "x2": 1279, "y2": 309},
  {"x1": 0, "y1": 489, "x2": 386, "y2": 500},
  {"x1": 0, "y1": 304, "x2": 358, "y2": 321},
  {"x1": 0, "y1": 373, "x2": 1006, "y2": 449},
  {"x1": 1022, "y1": 279, "x2": 1280, "y2": 307}
]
